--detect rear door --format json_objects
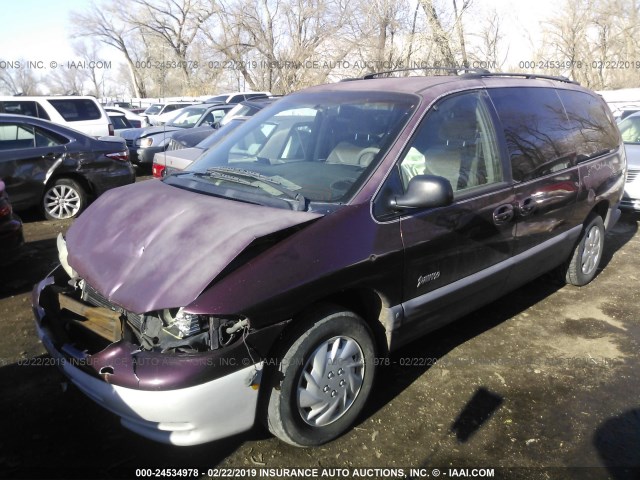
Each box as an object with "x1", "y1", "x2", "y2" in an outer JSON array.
[
  {"x1": 0, "y1": 121, "x2": 67, "y2": 209},
  {"x1": 487, "y1": 87, "x2": 580, "y2": 281},
  {"x1": 386, "y1": 90, "x2": 515, "y2": 340}
]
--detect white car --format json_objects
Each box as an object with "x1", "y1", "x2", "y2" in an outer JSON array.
[
  {"x1": 618, "y1": 111, "x2": 640, "y2": 211},
  {"x1": 104, "y1": 106, "x2": 149, "y2": 128},
  {"x1": 0, "y1": 95, "x2": 113, "y2": 137},
  {"x1": 143, "y1": 102, "x2": 196, "y2": 126}
]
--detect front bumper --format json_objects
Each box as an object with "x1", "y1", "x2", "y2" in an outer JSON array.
[{"x1": 32, "y1": 276, "x2": 262, "y2": 446}]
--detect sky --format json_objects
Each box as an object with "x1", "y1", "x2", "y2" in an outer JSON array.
[{"x1": 0, "y1": 0, "x2": 561, "y2": 95}]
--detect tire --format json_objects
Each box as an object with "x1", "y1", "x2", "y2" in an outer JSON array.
[
  {"x1": 265, "y1": 305, "x2": 376, "y2": 447},
  {"x1": 42, "y1": 178, "x2": 86, "y2": 220},
  {"x1": 565, "y1": 214, "x2": 605, "y2": 286}
]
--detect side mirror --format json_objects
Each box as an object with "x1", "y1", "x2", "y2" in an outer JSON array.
[{"x1": 390, "y1": 175, "x2": 454, "y2": 210}]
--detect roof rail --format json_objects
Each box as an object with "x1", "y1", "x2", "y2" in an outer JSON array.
[
  {"x1": 359, "y1": 68, "x2": 579, "y2": 85},
  {"x1": 362, "y1": 67, "x2": 490, "y2": 79},
  {"x1": 472, "y1": 72, "x2": 579, "y2": 84}
]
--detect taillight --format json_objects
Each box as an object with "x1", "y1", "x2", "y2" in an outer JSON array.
[
  {"x1": 152, "y1": 162, "x2": 166, "y2": 178},
  {"x1": 108, "y1": 123, "x2": 115, "y2": 136},
  {"x1": 105, "y1": 150, "x2": 130, "y2": 162}
]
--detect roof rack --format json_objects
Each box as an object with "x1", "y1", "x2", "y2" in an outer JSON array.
[
  {"x1": 473, "y1": 72, "x2": 578, "y2": 84},
  {"x1": 360, "y1": 68, "x2": 579, "y2": 85},
  {"x1": 362, "y1": 67, "x2": 490, "y2": 79}
]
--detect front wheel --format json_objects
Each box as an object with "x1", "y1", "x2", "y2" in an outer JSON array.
[
  {"x1": 564, "y1": 214, "x2": 605, "y2": 286},
  {"x1": 265, "y1": 306, "x2": 376, "y2": 447}
]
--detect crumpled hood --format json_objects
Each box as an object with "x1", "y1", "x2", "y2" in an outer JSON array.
[
  {"x1": 118, "y1": 126, "x2": 180, "y2": 140},
  {"x1": 66, "y1": 180, "x2": 322, "y2": 314}
]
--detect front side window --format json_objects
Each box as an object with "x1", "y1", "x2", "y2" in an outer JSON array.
[
  {"x1": 144, "y1": 104, "x2": 163, "y2": 115},
  {"x1": 167, "y1": 92, "x2": 417, "y2": 210},
  {"x1": 2, "y1": 101, "x2": 39, "y2": 118},
  {"x1": 398, "y1": 90, "x2": 503, "y2": 195},
  {"x1": 488, "y1": 87, "x2": 574, "y2": 182}
]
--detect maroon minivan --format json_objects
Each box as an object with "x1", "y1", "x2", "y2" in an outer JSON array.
[{"x1": 33, "y1": 71, "x2": 626, "y2": 447}]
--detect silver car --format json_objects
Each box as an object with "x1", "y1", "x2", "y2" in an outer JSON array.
[{"x1": 618, "y1": 112, "x2": 640, "y2": 211}]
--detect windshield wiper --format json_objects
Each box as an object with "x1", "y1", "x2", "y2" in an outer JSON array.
[{"x1": 205, "y1": 167, "x2": 307, "y2": 211}]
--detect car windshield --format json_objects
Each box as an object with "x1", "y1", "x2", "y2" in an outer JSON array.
[
  {"x1": 165, "y1": 91, "x2": 417, "y2": 210},
  {"x1": 618, "y1": 115, "x2": 640, "y2": 144},
  {"x1": 196, "y1": 118, "x2": 246, "y2": 149},
  {"x1": 220, "y1": 103, "x2": 262, "y2": 126},
  {"x1": 167, "y1": 106, "x2": 209, "y2": 128},
  {"x1": 144, "y1": 104, "x2": 163, "y2": 115}
]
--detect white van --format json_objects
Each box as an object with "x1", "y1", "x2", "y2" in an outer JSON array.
[{"x1": 0, "y1": 96, "x2": 113, "y2": 137}]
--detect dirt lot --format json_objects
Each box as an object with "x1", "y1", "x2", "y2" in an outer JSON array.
[{"x1": 0, "y1": 203, "x2": 639, "y2": 480}]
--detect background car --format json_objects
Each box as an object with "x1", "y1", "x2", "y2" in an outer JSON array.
[
  {"x1": 0, "y1": 178, "x2": 24, "y2": 265},
  {"x1": 104, "y1": 106, "x2": 149, "y2": 128},
  {"x1": 204, "y1": 91, "x2": 270, "y2": 104},
  {"x1": 0, "y1": 96, "x2": 113, "y2": 137},
  {"x1": 618, "y1": 111, "x2": 640, "y2": 211},
  {"x1": 142, "y1": 101, "x2": 197, "y2": 126},
  {"x1": 152, "y1": 117, "x2": 248, "y2": 178},
  {"x1": 107, "y1": 112, "x2": 133, "y2": 132},
  {"x1": 119, "y1": 103, "x2": 234, "y2": 166},
  {"x1": 0, "y1": 114, "x2": 134, "y2": 220},
  {"x1": 151, "y1": 98, "x2": 279, "y2": 177}
]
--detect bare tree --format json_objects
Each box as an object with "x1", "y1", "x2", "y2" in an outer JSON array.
[
  {"x1": 419, "y1": 0, "x2": 456, "y2": 67},
  {"x1": 71, "y1": 3, "x2": 148, "y2": 97},
  {"x1": 121, "y1": 0, "x2": 216, "y2": 84},
  {"x1": 0, "y1": 60, "x2": 41, "y2": 95}
]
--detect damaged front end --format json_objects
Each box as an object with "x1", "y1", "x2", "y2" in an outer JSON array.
[{"x1": 31, "y1": 236, "x2": 286, "y2": 446}]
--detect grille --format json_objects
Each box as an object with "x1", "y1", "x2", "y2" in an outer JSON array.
[
  {"x1": 167, "y1": 138, "x2": 184, "y2": 151},
  {"x1": 627, "y1": 169, "x2": 639, "y2": 183},
  {"x1": 82, "y1": 283, "x2": 144, "y2": 331}
]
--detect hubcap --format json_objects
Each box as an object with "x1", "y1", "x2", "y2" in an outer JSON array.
[
  {"x1": 44, "y1": 184, "x2": 81, "y2": 219},
  {"x1": 297, "y1": 336, "x2": 365, "y2": 427},
  {"x1": 581, "y1": 225, "x2": 602, "y2": 275}
]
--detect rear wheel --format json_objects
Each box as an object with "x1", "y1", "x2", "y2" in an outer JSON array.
[
  {"x1": 42, "y1": 178, "x2": 86, "y2": 220},
  {"x1": 265, "y1": 306, "x2": 376, "y2": 447},
  {"x1": 564, "y1": 214, "x2": 605, "y2": 286}
]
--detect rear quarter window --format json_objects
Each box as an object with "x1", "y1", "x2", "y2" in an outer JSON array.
[
  {"x1": 47, "y1": 99, "x2": 102, "y2": 122},
  {"x1": 556, "y1": 90, "x2": 619, "y2": 159}
]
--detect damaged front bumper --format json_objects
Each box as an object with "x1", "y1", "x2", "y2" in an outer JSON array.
[{"x1": 32, "y1": 271, "x2": 265, "y2": 446}]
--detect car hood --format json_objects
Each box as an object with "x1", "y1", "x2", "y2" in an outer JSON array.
[
  {"x1": 118, "y1": 126, "x2": 181, "y2": 140},
  {"x1": 625, "y1": 143, "x2": 640, "y2": 168},
  {"x1": 65, "y1": 180, "x2": 322, "y2": 314}
]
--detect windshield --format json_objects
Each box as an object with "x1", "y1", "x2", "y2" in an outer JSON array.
[
  {"x1": 166, "y1": 91, "x2": 417, "y2": 210},
  {"x1": 618, "y1": 115, "x2": 640, "y2": 144},
  {"x1": 220, "y1": 103, "x2": 262, "y2": 126},
  {"x1": 167, "y1": 106, "x2": 209, "y2": 128},
  {"x1": 144, "y1": 104, "x2": 163, "y2": 115}
]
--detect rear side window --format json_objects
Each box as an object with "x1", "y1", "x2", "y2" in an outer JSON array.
[
  {"x1": 489, "y1": 87, "x2": 573, "y2": 182},
  {"x1": 47, "y1": 99, "x2": 102, "y2": 122},
  {"x1": 1, "y1": 101, "x2": 50, "y2": 120},
  {"x1": 556, "y1": 90, "x2": 619, "y2": 159}
]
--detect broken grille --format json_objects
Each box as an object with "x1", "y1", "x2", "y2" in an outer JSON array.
[{"x1": 81, "y1": 283, "x2": 144, "y2": 331}]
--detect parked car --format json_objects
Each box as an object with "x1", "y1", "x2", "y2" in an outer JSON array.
[
  {"x1": 0, "y1": 178, "x2": 24, "y2": 265},
  {"x1": 34, "y1": 72, "x2": 625, "y2": 448},
  {"x1": 104, "y1": 106, "x2": 149, "y2": 128},
  {"x1": 204, "y1": 91, "x2": 271, "y2": 104},
  {"x1": 152, "y1": 98, "x2": 279, "y2": 177},
  {"x1": 0, "y1": 114, "x2": 134, "y2": 220},
  {"x1": 0, "y1": 96, "x2": 113, "y2": 137},
  {"x1": 119, "y1": 104, "x2": 234, "y2": 165},
  {"x1": 617, "y1": 111, "x2": 640, "y2": 211},
  {"x1": 152, "y1": 117, "x2": 248, "y2": 178},
  {"x1": 142, "y1": 102, "x2": 197, "y2": 126},
  {"x1": 107, "y1": 112, "x2": 133, "y2": 133}
]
